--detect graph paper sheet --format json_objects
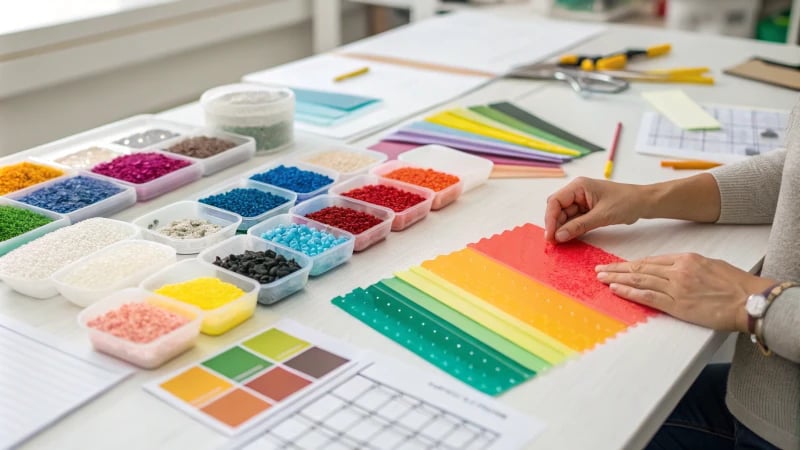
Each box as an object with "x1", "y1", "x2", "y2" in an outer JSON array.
[{"x1": 636, "y1": 105, "x2": 789, "y2": 162}]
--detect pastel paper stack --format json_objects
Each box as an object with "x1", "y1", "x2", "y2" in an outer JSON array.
[
  {"x1": 292, "y1": 88, "x2": 381, "y2": 127},
  {"x1": 332, "y1": 223, "x2": 658, "y2": 395}
]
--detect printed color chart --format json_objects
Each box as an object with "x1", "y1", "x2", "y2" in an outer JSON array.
[{"x1": 147, "y1": 321, "x2": 354, "y2": 434}]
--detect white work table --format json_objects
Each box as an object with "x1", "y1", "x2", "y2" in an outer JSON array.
[{"x1": 2, "y1": 18, "x2": 798, "y2": 450}]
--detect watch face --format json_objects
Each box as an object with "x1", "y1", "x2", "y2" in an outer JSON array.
[{"x1": 746, "y1": 294, "x2": 768, "y2": 317}]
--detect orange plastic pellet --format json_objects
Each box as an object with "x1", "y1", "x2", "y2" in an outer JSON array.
[
  {"x1": 383, "y1": 167, "x2": 459, "y2": 192},
  {"x1": 0, "y1": 162, "x2": 63, "y2": 195}
]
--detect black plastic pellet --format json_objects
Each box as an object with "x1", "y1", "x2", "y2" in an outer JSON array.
[{"x1": 212, "y1": 250, "x2": 302, "y2": 285}]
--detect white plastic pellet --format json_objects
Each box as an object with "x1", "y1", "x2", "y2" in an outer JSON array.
[
  {"x1": 0, "y1": 218, "x2": 136, "y2": 280},
  {"x1": 60, "y1": 241, "x2": 175, "y2": 289}
]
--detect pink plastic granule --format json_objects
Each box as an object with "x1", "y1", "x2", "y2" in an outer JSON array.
[
  {"x1": 91, "y1": 152, "x2": 190, "y2": 184},
  {"x1": 87, "y1": 302, "x2": 189, "y2": 343}
]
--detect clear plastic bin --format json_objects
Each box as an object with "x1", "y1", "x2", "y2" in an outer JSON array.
[
  {"x1": 198, "y1": 235, "x2": 311, "y2": 305},
  {"x1": 196, "y1": 179, "x2": 296, "y2": 231},
  {"x1": 290, "y1": 195, "x2": 394, "y2": 252},
  {"x1": 0, "y1": 198, "x2": 69, "y2": 257},
  {"x1": 155, "y1": 129, "x2": 256, "y2": 176},
  {"x1": 52, "y1": 240, "x2": 177, "y2": 308},
  {"x1": 0, "y1": 218, "x2": 139, "y2": 299},
  {"x1": 131, "y1": 201, "x2": 242, "y2": 255},
  {"x1": 370, "y1": 160, "x2": 463, "y2": 210},
  {"x1": 91, "y1": 151, "x2": 203, "y2": 201},
  {"x1": 77, "y1": 288, "x2": 202, "y2": 369},
  {"x1": 298, "y1": 146, "x2": 388, "y2": 180},
  {"x1": 398, "y1": 145, "x2": 492, "y2": 193},
  {"x1": 329, "y1": 174, "x2": 434, "y2": 231},
  {"x1": 139, "y1": 259, "x2": 258, "y2": 335},
  {"x1": 248, "y1": 161, "x2": 338, "y2": 203},
  {"x1": 7, "y1": 172, "x2": 136, "y2": 223},
  {"x1": 247, "y1": 214, "x2": 354, "y2": 276}
]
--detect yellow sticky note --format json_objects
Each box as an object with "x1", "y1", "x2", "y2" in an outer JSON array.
[{"x1": 642, "y1": 90, "x2": 721, "y2": 130}]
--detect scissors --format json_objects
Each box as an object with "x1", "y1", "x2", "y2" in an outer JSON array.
[{"x1": 505, "y1": 63, "x2": 630, "y2": 97}]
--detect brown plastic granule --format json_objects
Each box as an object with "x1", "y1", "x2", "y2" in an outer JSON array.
[{"x1": 165, "y1": 136, "x2": 236, "y2": 159}]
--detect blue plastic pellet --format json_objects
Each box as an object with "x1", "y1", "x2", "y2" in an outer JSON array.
[
  {"x1": 199, "y1": 188, "x2": 289, "y2": 217},
  {"x1": 17, "y1": 176, "x2": 123, "y2": 213},
  {"x1": 261, "y1": 224, "x2": 348, "y2": 256},
  {"x1": 250, "y1": 165, "x2": 333, "y2": 194}
]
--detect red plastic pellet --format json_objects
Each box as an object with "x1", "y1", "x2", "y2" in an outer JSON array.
[
  {"x1": 383, "y1": 167, "x2": 459, "y2": 192},
  {"x1": 87, "y1": 302, "x2": 189, "y2": 343},
  {"x1": 305, "y1": 206, "x2": 383, "y2": 234},
  {"x1": 341, "y1": 184, "x2": 425, "y2": 212}
]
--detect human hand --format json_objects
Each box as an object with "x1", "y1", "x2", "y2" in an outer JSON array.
[
  {"x1": 596, "y1": 253, "x2": 776, "y2": 332},
  {"x1": 544, "y1": 177, "x2": 646, "y2": 243}
]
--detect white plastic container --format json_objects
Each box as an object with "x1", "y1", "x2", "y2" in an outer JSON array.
[
  {"x1": 89, "y1": 151, "x2": 202, "y2": 201},
  {"x1": 156, "y1": 129, "x2": 256, "y2": 176},
  {"x1": 132, "y1": 200, "x2": 242, "y2": 254},
  {"x1": 248, "y1": 161, "x2": 339, "y2": 203},
  {"x1": 329, "y1": 174, "x2": 434, "y2": 231},
  {"x1": 52, "y1": 240, "x2": 177, "y2": 308},
  {"x1": 77, "y1": 288, "x2": 202, "y2": 369},
  {"x1": 196, "y1": 179, "x2": 296, "y2": 231},
  {"x1": 7, "y1": 172, "x2": 136, "y2": 223},
  {"x1": 370, "y1": 160, "x2": 463, "y2": 210},
  {"x1": 0, "y1": 198, "x2": 69, "y2": 256},
  {"x1": 290, "y1": 195, "x2": 394, "y2": 252},
  {"x1": 666, "y1": 0, "x2": 760, "y2": 38},
  {"x1": 247, "y1": 214, "x2": 354, "y2": 276},
  {"x1": 198, "y1": 235, "x2": 312, "y2": 305},
  {"x1": 201, "y1": 83, "x2": 295, "y2": 154},
  {"x1": 140, "y1": 259, "x2": 258, "y2": 335},
  {"x1": 298, "y1": 146, "x2": 388, "y2": 180},
  {"x1": 398, "y1": 145, "x2": 492, "y2": 193}
]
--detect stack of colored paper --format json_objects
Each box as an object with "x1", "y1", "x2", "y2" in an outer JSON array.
[
  {"x1": 332, "y1": 223, "x2": 658, "y2": 395},
  {"x1": 292, "y1": 87, "x2": 382, "y2": 127},
  {"x1": 373, "y1": 102, "x2": 604, "y2": 171}
]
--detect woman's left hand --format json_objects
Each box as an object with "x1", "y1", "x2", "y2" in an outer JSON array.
[{"x1": 596, "y1": 253, "x2": 776, "y2": 332}]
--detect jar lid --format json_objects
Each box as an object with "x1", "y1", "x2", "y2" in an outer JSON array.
[{"x1": 200, "y1": 83, "x2": 294, "y2": 117}]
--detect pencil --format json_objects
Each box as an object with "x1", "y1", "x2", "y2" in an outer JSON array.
[
  {"x1": 660, "y1": 160, "x2": 722, "y2": 170},
  {"x1": 333, "y1": 66, "x2": 370, "y2": 82},
  {"x1": 604, "y1": 122, "x2": 623, "y2": 179}
]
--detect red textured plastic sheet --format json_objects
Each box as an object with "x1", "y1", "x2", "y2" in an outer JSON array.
[{"x1": 469, "y1": 223, "x2": 657, "y2": 325}]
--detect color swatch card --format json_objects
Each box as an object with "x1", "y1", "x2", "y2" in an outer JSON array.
[
  {"x1": 641, "y1": 90, "x2": 721, "y2": 130},
  {"x1": 230, "y1": 356, "x2": 543, "y2": 450},
  {"x1": 146, "y1": 320, "x2": 356, "y2": 435},
  {"x1": 1, "y1": 315, "x2": 133, "y2": 449},
  {"x1": 292, "y1": 88, "x2": 382, "y2": 127},
  {"x1": 636, "y1": 104, "x2": 789, "y2": 162}
]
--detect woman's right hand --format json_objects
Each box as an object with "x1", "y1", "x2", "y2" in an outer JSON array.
[{"x1": 544, "y1": 177, "x2": 648, "y2": 243}]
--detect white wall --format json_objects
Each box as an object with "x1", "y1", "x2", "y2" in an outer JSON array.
[{"x1": 0, "y1": 4, "x2": 369, "y2": 156}]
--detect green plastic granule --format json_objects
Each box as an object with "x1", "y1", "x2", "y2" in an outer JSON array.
[
  {"x1": 0, "y1": 205, "x2": 54, "y2": 241},
  {"x1": 222, "y1": 122, "x2": 292, "y2": 153}
]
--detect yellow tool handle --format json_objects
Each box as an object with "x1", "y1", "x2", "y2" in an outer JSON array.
[{"x1": 646, "y1": 43, "x2": 671, "y2": 57}]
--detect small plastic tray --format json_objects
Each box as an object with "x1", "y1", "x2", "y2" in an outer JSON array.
[
  {"x1": 247, "y1": 214, "x2": 354, "y2": 276},
  {"x1": 77, "y1": 288, "x2": 202, "y2": 369},
  {"x1": 290, "y1": 195, "x2": 394, "y2": 252},
  {"x1": 52, "y1": 240, "x2": 177, "y2": 308},
  {"x1": 90, "y1": 151, "x2": 203, "y2": 202},
  {"x1": 30, "y1": 144, "x2": 131, "y2": 171},
  {"x1": 198, "y1": 235, "x2": 312, "y2": 305},
  {"x1": 7, "y1": 172, "x2": 136, "y2": 223},
  {"x1": 140, "y1": 259, "x2": 258, "y2": 336},
  {"x1": 248, "y1": 161, "x2": 339, "y2": 202},
  {"x1": 131, "y1": 200, "x2": 242, "y2": 254},
  {"x1": 196, "y1": 179, "x2": 296, "y2": 231},
  {"x1": 298, "y1": 146, "x2": 388, "y2": 180},
  {"x1": 0, "y1": 218, "x2": 139, "y2": 299},
  {"x1": 329, "y1": 174, "x2": 434, "y2": 231},
  {"x1": 155, "y1": 128, "x2": 256, "y2": 176},
  {"x1": 370, "y1": 160, "x2": 463, "y2": 210},
  {"x1": 398, "y1": 145, "x2": 492, "y2": 193},
  {"x1": 0, "y1": 198, "x2": 69, "y2": 257}
]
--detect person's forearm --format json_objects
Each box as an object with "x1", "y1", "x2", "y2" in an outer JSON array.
[{"x1": 639, "y1": 173, "x2": 721, "y2": 222}]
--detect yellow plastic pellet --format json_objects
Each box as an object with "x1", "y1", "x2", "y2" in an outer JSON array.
[
  {"x1": 155, "y1": 277, "x2": 244, "y2": 310},
  {"x1": 303, "y1": 150, "x2": 378, "y2": 173},
  {"x1": 0, "y1": 162, "x2": 64, "y2": 195}
]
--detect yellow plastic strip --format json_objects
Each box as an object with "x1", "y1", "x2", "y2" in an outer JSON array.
[
  {"x1": 420, "y1": 248, "x2": 628, "y2": 352},
  {"x1": 397, "y1": 268, "x2": 573, "y2": 365},
  {"x1": 426, "y1": 111, "x2": 582, "y2": 157}
]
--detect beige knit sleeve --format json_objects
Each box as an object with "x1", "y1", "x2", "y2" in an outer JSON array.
[
  {"x1": 709, "y1": 149, "x2": 786, "y2": 224},
  {"x1": 763, "y1": 288, "x2": 800, "y2": 363}
]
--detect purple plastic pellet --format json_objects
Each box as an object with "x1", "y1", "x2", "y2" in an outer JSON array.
[{"x1": 91, "y1": 153, "x2": 191, "y2": 184}]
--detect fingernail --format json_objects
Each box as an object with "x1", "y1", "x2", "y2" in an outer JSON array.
[
  {"x1": 597, "y1": 272, "x2": 607, "y2": 281},
  {"x1": 595, "y1": 264, "x2": 606, "y2": 272},
  {"x1": 555, "y1": 230, "x2": 569, "y2": 242},
  {"x1": 609, "y1": 283, "x2": 619, "y2": 291}
]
